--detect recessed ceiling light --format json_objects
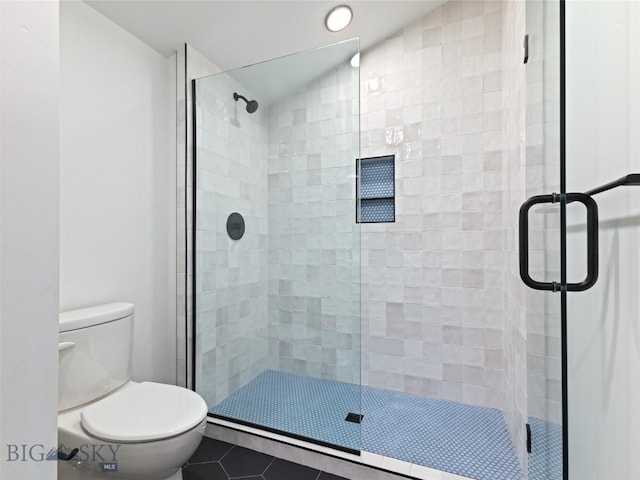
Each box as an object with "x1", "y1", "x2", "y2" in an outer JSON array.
[
  {"x1": 325, "y1": 5, "x2": 353, "y2": 32},
  {"x1": 350, "y1": 52, "x2": 360, "y2": 68}
]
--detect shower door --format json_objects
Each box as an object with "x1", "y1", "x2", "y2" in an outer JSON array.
[
  {"x1": 522, "y1": 1, "x2": 565, "y2": 479},
  {"x1": 192, "y1": 39, "x2": 362, "y2": 452},
  {"x1": 524, "y1": 1, "x2": 640, "y2": 479}
]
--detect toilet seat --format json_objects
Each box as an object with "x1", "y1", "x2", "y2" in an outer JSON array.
[{"x1": 80, "y1": 382, "x2": 207, "y2": 443}]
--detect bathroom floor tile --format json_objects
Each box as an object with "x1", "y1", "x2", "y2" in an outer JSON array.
[
  {"x1": 188, "y1": 437, "x2": 234, "y2": 464},
  {"x1": 264, "y1": 458, "x2": 321, "y2": 480},
  {"x1": 183, "y1": 440, "x2": 348, "y2": 480},
  {"x1": 219, "y1": 445, "x2": 274, "y2": 477},
  {"x1": 182, "y1": 461, "x2": 228, "y2": 480}
]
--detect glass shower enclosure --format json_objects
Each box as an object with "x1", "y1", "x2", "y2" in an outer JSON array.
[
  {"x1": 192, "y1": 39, "x2": 362, "y2": 452},
  {"x1": 190, "y1": 3, "x2": 569, "y2": 476}
]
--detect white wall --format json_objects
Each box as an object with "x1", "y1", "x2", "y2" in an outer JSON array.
[
  {"x1": 567, "y1": 1, "x2": 640, "y2": 478},
  {"x1": 0, "y1": 1, "x2": 60, "y2": 478},
  {"x1": 60, "y1": 0, "x2": 176, "y2": 383}
]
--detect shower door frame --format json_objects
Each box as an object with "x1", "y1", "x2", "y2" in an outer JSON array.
[{"x1": 560, "y1": 2, "x2": 569, "y2": 477}]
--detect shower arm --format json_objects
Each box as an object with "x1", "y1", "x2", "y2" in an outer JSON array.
[{"x1": 233, "y1": 92, "x2": 249, "y2": 103}]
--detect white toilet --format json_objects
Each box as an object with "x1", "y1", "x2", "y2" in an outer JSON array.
[{"x1": 57, "y1": 303, "x2": 207, "y2": 480}]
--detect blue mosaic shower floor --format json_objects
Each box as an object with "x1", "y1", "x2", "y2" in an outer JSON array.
[
  {"x1": 528, "y1": 417, "x2": 562, "y2": 480},
  {"x1": 212, "y1": 370, "x2": 523, "y2": 480}
]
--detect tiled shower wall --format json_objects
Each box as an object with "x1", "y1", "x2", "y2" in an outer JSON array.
[
  {"x1": 266, "y1": 63, "x2": 361, "y2": 383},
  {"x1": 358, "y1": 1, "x2": 507, "y2": 409},
  {"x1": 193, "y1": 73, "x2": 270, "y2": 406}
]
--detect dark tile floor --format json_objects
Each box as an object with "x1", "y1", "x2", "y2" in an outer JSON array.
[{"x1": 182, "y1": 437, "x2": 349, "y2": 480}]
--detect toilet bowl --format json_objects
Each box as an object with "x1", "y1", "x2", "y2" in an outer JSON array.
[{"x1": 58, "y1": 303, "x2": 208, "y2": 480}]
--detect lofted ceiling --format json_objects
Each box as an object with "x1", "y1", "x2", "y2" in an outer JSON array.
[{"x1": 84, "y1": 0, "x2": 444, "y2": 72}]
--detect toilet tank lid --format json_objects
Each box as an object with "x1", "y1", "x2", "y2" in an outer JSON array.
[{"x1": 59, "y1": 303, "x2": 134, "y2": 332}]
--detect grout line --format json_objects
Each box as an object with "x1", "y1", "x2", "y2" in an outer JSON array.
[
  {"x1": 261, "y1": 456, "x2": 277, "y2": 475},
  {"x1": 218, "y1": 458, "x2": 232, "y2": 478},
  {"x1": 219, "y1": 444, "x2": 234, "y2": 462}
]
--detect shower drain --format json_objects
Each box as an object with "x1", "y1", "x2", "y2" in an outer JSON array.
[{"x1": 345, "y1": 412, "x2": 364, "y2": 424}]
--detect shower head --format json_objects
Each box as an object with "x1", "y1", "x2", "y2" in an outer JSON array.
[
  {"x1": 233, "y1": 92, "x2": 259, "y2": 114},
  {"x1": 245, "y1": 100, "x2": 259, "y2": 114}
]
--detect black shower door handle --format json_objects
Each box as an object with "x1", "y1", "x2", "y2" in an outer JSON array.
[{"x1": 519, "y1": 192, "x2": 599, "y2": 292}]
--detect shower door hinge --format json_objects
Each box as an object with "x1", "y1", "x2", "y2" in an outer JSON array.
[
  {"x1": 526, "y1": 423, "x2": 532, "y2": 453},
  {"x1": 524, "y1": 34, "x2": 529, "y2": 64}
]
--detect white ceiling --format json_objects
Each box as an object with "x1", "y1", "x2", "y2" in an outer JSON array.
[
  {"x1": 224, "y1": 38, "x2": 359, "y2": 105},
  {"x1": 84, "y1": 0, "x2": 444, "y2": 72}
]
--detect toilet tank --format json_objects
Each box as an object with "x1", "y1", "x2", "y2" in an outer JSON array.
[{"x1": 58, "y1": 303, "x2": 134, "y2": 412}]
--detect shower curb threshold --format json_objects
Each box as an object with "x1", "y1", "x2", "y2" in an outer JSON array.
[{"x1": 206, "y1": 416, "x2": 474, "y2": 480}]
